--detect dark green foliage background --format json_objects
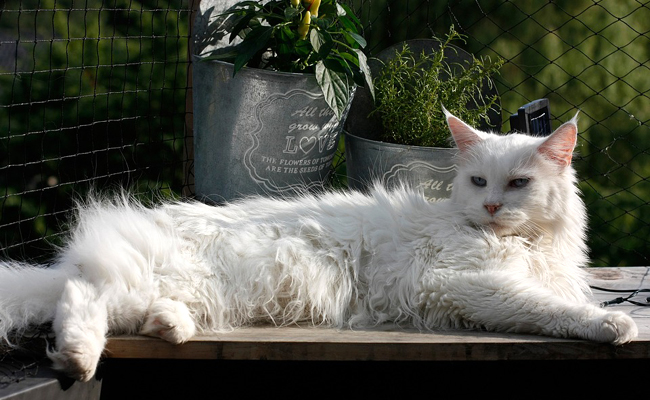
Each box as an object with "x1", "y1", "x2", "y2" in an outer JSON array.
[
  {"x1": 0, "y1": 0, "x2": 648, "y2": 266},
  {"x1": 0, "y1": 0, "x2": 191, "y2": 260}
]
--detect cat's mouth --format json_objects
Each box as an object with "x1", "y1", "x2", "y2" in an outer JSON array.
[
  {"x1": 469, "y1": 212, "x2": 525, "y2": 237},
  {"x1": 479, "y1": 220, "x2": 519, "y2": 237},
  {"x1": 470, "y1": 220, "x2": 510, "y2": 236},
  {"x1": 488, "y1": 218, "x2": 536, "y2": 238},
  {"x1": 488, "y1": 222, "x2": 510, "y2": 236}
]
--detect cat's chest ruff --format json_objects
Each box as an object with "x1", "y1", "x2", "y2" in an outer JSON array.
[{"x1": 416, "y1": 228, "x2": 534, "y2": 273}]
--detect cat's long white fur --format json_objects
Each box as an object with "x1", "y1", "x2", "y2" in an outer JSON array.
[{"x1": 0, "y1": 111, "x2": 638, "y2": 381}]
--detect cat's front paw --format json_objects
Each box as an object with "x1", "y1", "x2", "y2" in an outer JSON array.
[
  {"x1": 588, "y1": 311, "x2": 638, "y2": 345},
  {"x1": 140, "y1": 298, "x2": 196, "y2": 344}
]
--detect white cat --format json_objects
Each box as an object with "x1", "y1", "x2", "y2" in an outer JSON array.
[{"x1": 0, "y1": 110, "x2": 638, "y2": 382}]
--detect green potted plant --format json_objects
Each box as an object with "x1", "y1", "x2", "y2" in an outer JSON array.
[
  {"x1": 344, "y1": 26, "x2": 504, "y2": 201},
  {"x1": 192, "y1": 0, "x2": 372, "y2": 203}
]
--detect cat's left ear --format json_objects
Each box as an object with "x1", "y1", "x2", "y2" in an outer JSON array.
[
  {"x1": 444, "y1": 106, "x2": 483, "y2": 153},
  {"x1": 538, "y1": 112, "x2": 579, "y2": 167}
]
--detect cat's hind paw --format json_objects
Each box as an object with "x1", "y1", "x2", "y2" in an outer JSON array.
[
  {"x1": 590, "y1": 311, "x2": 638, "y2": 345},
  {"x1": 48, "y1": 278, "x2": 107, "y2": 382},
  {"x1": 140, "y1": 298, "x2": 196, "y2": 344}
]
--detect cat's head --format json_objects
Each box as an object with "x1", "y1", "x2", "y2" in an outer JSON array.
[{"x1": 445, "y1": 108, "x2": 584, "y2": 238}]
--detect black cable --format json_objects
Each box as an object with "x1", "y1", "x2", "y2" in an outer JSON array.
[{"x1": 590, "y1": 285, "x2": 650, "y2": 307}]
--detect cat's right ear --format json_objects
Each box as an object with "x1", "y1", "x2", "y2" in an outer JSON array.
[
  {"x1": 538, "y1": 112, "x2": 579, "y2": 167},
  {"x1": 443, "y1": 106, "x2": 483, "y2": 153}
]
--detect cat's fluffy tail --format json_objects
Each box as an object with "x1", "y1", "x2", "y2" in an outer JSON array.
[{"x1": 0, "y1": 261, "x2": 75, "y2": 343}]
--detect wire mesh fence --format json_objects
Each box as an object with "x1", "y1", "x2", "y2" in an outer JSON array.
[
  {"x1": 0, "y1": 0, "x2": 194, "y2": 262},
  {"x1": 0, "y1": 0, "x2": 648, "y2": 270}
]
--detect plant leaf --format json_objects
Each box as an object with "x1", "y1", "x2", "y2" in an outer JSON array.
[
  {"x1": 310, "y1": 29, "x2": 333, "y2": 58},
  {"x1": 315, "y1": 60, "x2": 350, "y2": 120},
  {"x1": 233, "y1": 26, "x2": 273, "y2": 74},
  {"x1": 309, "y1": 28, "x2": 324, "y2": 53},
  {"x1": 294, "y1": 39, "x2": 312, "y2": 59},
  {"x1": 278, "y1": 25, "x2": 295, "y2": 41},
  {"x1": 345, "y1": 31, "x2": 367, "y2": 48},
  {"x1": 224, "y1": 1, "x2": 263, "y2": 11},
  {"x1": 228, "y1": 11, "x2": 256, "y2": 43},
  {"x1": 339, "y1": 4, "x2": 361, "y2": 24},
  {"x1": 338, "y1": 51, "x2": 359, "y2": 67},
  {"x1": 337, "y1": 53, "x2": 366, "y2": 87},
  {"x1": 353, "y1": 49, "x2": 374, "y2": 99},
  {"x1": 284, "y1": 7, "x2": 300, "y2": 20},
  {"x1": 338, "y1": 16, "x2": 358, "y2": 34},
  {"x1": 322, "y1": 56, "x2": 350, "y2": 74},
  {"x1": 199, "y1": 49, "x2": 240, "y2": 62}
]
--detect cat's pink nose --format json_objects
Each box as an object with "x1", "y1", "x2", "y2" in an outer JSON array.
[{"x1": 484, "y1": 203, "x2": 502, "y2": 215}]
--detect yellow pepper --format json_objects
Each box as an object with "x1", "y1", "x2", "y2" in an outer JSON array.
[
  {"x1": 291, "y1": 0, "x2": 300, "y2": 7},
  {"x1": 298, "y1": 11, "x2": 311, "y2": 40},
  {"x1": 303, "y1": 0, "x2": 321, "y2": 17}
]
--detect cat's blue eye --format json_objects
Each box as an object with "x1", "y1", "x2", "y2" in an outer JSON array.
[
  {"x1": 471, "y1": 176, "x2": 487, "y2": 187},
  {"x1": 509, "y1": 178, "x2": 530, "y2": 188}
]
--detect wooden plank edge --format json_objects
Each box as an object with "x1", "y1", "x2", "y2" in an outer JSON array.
[{"x1": 104, "y1": 333, "x2": 650, "y2": 362}]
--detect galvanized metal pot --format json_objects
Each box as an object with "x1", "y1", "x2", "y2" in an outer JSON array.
[
  {"x1": 344, "y1": 132, "x2": 457, "y2": 202},
  {"x1": 192, "y1": 58, "x2": 352, "y2": 203},
  {"x1": 343, "y1": 39, "x2": 498, "y2": 202}
]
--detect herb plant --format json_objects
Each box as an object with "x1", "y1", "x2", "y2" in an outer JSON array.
[
  {"x1": 203, "y1": 0, "x2": 373, "y2": 120},
  {"x1": 370, "y1": 26, "x2": 504, "y2": 147}
]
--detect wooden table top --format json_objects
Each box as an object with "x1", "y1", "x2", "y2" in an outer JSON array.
[{"x1": 104, "y1": 267, "x2": 650, "y2": 362}]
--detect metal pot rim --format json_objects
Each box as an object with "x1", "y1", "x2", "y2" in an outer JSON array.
[
  {"x1": 192, "y1": 56, "x2": 320, "y2": 79},
  {"x1": 344, "y1": 130, "x2": 457, "y2": 152}
]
